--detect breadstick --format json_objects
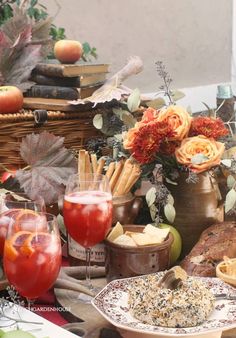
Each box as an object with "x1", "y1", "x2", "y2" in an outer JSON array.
[
  {"x1": 113, "y1": 160, "x2": 133, "y2": 196},
  {"x1": 85, "y1": 151, "x2": 92, "y2": 174},
  {"x1": 78, "y1": 150, "x2": 86, "y2": 175},
  {"x1": 96, "y1": 157, "x2": 106, "y2": 175},
  {"x1": 110, "y1": 160, "x2": 124, "y2": 193},
  {"x1": 106, "y1": 161, "x2": 116, "y2": 181},
  {"x1": 123, "y1": 164, "x2": 141, "y2": 194},
  {"x1": 90, "y1": 153, "x2": 97, "y2": 173},
  {"x1": 78, "y1": 149, "x2": 86, "y2": 189}
]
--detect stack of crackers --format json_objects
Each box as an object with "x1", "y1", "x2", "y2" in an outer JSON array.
[
  {"x1": 106, "y1": 222, "x2": 170, "y2": 247},
  {"x1": 78, "y1": 150, "x2": 141, "y2": 196}
]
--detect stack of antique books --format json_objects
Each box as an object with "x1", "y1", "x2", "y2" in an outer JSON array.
[{"x1": 25, "y1": 61, "x2": 110, "y2": 101}]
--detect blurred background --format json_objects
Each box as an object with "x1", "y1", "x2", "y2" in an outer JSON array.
[{"x1": 40, "y1": 0, "x2": 235, "y2": 111}]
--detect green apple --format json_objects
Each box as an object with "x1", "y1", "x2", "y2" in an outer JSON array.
[
  {"x1": 159, "y1": 223, "x2": 182, "y2": 265},
  {"x1": 0, "y1": 330, "x2": 36, "y2": 338}
]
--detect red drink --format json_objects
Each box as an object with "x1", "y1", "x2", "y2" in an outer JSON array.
[
  {"x1": 0, "y1": 208, "x2": 47, "y2": 257},
  {"x1": 3, "y1": 230, "x2": 61, "y2": 299},
  {"x1": 63, "y1": 191, "x2": 112, "y2": 248}
]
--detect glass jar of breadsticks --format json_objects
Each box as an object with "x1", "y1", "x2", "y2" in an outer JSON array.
[{"x1": 67, "y1": 149, "x2": 142, "y2": 267}]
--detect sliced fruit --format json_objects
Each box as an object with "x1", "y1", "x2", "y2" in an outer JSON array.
[
  {"x1": 14, "y1": 209, "x2": 46, "y2": 232},
  {"x1": 5, "y1": 231, "x2": 31, "y2": 261},
  {"x1": 23, "y1": 232, "x2": 52, "y2": 254}
]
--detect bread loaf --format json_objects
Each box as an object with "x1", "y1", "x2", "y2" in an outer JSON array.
[{"x1": 181, "y1": 222, "x2": 236, "y2": 277}]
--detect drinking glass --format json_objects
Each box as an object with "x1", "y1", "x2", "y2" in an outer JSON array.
[
  {"x1": 0, "y1": 193, "x2": 45, "y2": 257},
  {"x1": 3, "y1": 212, "x2": 61, "y2": 306},
  {"x1": 63, "y1": 173, "x2": 112, "y2": 291}
]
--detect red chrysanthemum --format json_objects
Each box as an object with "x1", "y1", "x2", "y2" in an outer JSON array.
[
  {"x1": 131, "y1": 120, "x2": 175, "y2": 164},
  {"x1": 140, "y1": 107, "x2": 159, "y2": 124},
  {"x1": 189, "y1": 116, "x2": 229, "y2": 139}
]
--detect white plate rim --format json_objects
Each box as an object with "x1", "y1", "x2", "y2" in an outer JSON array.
[{"x1": 92, "y1": 274, "x2": 236, "y2": 337}]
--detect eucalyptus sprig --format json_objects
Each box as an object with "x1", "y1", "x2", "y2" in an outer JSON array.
[{"x1": 146, "y1": 166, "x2": 176, "y2": 225}]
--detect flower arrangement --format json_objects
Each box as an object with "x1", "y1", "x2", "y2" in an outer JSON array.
[
  {"x1": 123, "y1": 105, "x2": 227, "y2": 173},
  {"x1": 122, "y1": 103, "x2": 236, "y2": 223},
  {"x1": 89, "y1": 60, "x2": 236, "y2": 224}
]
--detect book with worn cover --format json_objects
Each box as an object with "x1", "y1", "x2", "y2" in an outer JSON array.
[
  {"x1": 30, "y1": 72, "x2": 107, "y2": 87},
  {"x1": 33, "y1": 61, "x2": 110, "y2": 77},
  {"x1": 25, "y1": 83, "x2": 103, "y2": 100}
]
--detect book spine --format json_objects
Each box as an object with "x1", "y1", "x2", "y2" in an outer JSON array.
[
  {"x1": 31, "y1": 73, "x2": 81, "y2": 87},
  {"x1": 25, "y1": 85, "x2": 79, "y2": 100},
  {"x1": 34, "y1": 64, "x2": 66, "y2": 77}
]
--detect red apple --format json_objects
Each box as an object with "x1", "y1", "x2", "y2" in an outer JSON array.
[
  {"x1": 0, "y1": 86, "x2": 23, "y2": 114},
  {"x1": 1, "y1": 170, "x2": 16, "y2": 183},
  {"x1": 54, "y1": 39, "x2": 83, "y2": 64}
]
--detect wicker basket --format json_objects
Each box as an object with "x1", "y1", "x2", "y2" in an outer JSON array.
[{"x1": 0, "y1": 107, "x2": 106, "y2": 174}]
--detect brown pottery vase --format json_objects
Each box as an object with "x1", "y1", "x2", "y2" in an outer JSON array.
[
  {"x1": 166, "y1": 171, "x2": 224, "y2": 258},
  {"x1": 112, "y1": 192, "x2": 142, "y2": 225}
]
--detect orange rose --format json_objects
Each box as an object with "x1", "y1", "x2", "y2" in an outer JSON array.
[
  {"x1": 157, "y1": 105, "x2": 192, "y2": 141},
  {"x1": 175, "y1": 135, "x2": 225, "y2": 173}
]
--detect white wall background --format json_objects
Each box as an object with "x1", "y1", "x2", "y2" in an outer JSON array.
[{"x1": 41, "y1": 0, "x2": 233, "y2": 93}]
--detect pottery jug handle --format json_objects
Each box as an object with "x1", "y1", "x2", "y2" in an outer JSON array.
[
  {"x1": 131, "y1": 197, "x2": 143, "y2": 220},
  {"x1": 210, "y1": 174, "x2": 224, "y2": 222}
]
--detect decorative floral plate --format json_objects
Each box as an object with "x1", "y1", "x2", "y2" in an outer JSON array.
[{"x1": 92, "y1": 273, "x2": 236, "y2": 337}]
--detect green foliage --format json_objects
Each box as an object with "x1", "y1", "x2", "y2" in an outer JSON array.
[
  {"x1": 82, "y1": 41, "x2": 98, "y2": 61},
  {"x1": 50, "y1": 24, "x2": 66, "y2": 41},
  {"x1": 0, "y1": 0, "x2": 64, "y2": 41}
]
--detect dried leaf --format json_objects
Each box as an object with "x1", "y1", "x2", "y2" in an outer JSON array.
[
  {"x1": 113, "y1": 108, "x2": 125, "y2": 119},
  {"x1": 165, "y1": 177, "x2": 178, "y2": 185},
  {"x1": 146, "y1": 187, "x2": 156, "y2": 207},
  {"x1": 164, "y1": 203, "x2": 176, "y2": 223},
  {"x1": 69, "y1": 56, "x2": 143, "y2": 106},
  {"x1": 2, "y1": 5, "x2": 29, "y2": 41},
  {"x1": 6, "y1": 45, "x2": 42, "y2": 90},
  {"x1": 12, "y1": 25, "x2": 32, "y2": 50},
  {"x1": 93, "y1": 114, "x2": 103, "y2": 129},
  {"x1": 221, "y1": 159, "x2": 232, "y2": 168},
  {"x1": 127, "y1": 88, "x2": 141, "y2": 112},
  {"x1": 223, "y1": 146, "x2": 236, "y2": 160},
  {"x1": 202, "y1": 102, "x2": 216, "y2": 118},
  {"x1": 146, "y1": 98, "x2": 166, "y2": 109},
  {"x1": 16, "y1": 132, "x2": 77, "y2": 205},
  {"x1": 32, "y1": 17, "x2": 52, "y2": 40},
  {"x1": 225, "y1": 188, "x2": 236, "y2": 213},
  {"x1": 0, "y1": 3, "x2": 51, "y2": 88},
  {"x1": 167, "y1": 194, "x2": 174, "y2": 205},
  {"x1": 171, "y1": 90, "x2": 185, "y2": 102},
  {"x1": 227, "y1": 175, "x2": 236, "y2": 189},
  {"x1": 121, "y1": 111, "x2": 136, "y2": 128}
]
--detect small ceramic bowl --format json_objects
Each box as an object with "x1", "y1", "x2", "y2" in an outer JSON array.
[{"x1": 216, "y1": 258, "x2": 236, "y2": 287}]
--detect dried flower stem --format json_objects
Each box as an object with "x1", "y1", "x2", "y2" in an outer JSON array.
[{"x1": 155, "y1": 61, "x2": 174, "y2": 105}]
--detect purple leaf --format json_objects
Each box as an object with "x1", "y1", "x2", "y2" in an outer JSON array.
[{"x1": 16, "y1": 132, "x2": 77, "y2": 205}]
